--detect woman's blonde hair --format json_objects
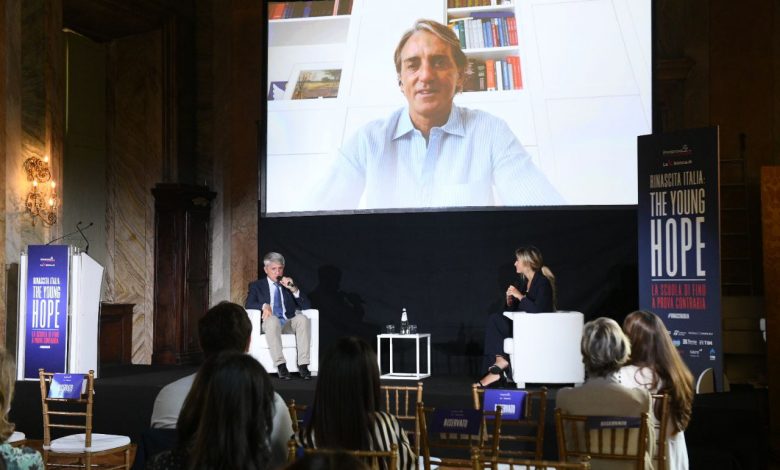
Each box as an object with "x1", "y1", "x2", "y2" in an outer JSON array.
[
  {"x1": 0, "y1": 347, "x2": 17, "y2": 441},
  {"x1": 515, "y1": 246, "x2": 557, "y2": 309}
]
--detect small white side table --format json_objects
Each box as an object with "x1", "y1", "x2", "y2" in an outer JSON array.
[{"x1": 377, "y1": 333, "x2": 431, "y2": 380}]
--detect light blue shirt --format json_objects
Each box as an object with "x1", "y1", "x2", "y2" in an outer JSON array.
[{"x1": 310, "y1": 105, "x2": 564, "y2": 211}]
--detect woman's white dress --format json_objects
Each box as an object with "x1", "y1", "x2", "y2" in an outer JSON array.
[{"x1": 618, "y1": 365, "x2": 689, "y2": 470}]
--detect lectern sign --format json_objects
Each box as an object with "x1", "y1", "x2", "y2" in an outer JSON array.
[
  {"x1": 637, "y1": 128, "x2": 722, "y2": 391},
  {"x1": 24, "y1": 245, "x2": 70, "y2": 379}
]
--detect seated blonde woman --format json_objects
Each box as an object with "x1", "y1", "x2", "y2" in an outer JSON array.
[{"x1": 556, "y1": 317, "x2": 655, "y2": 470}]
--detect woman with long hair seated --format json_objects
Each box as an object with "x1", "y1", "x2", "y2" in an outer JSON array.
[
  {"x1": 147, "y1": 351, "x2": 275, "y2": 470},
  {"x1": 478, "y1": 245, "x2": 556, "y2": 387},
  {"x1": 0, "y1": 347, "x2": 43, "y2": 469},
  {"x1": 619, "y1": 310, "x2": 694, "y2": 470},
  {"x1": 297, "y1": 336, "x2": 415, "y2": 470},
  {"x1": 556, "y1": 317, "x2": 656, "y2": 469}
]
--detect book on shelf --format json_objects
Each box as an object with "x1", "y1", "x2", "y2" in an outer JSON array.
[
  {"x1": 485, "y1": 58, "x2": 496, "y2": 91},
  {"x1": 507, "y1": 16, "x2": 518, "y2": 45},
  {"x1": 462, "y1": 55, "x2": 522, "y2": 92},
  {"x1": 268, "y1": 0, "x2": 351, "y2": 20},
  {"x1": 462, "y1": 59, "x2": 480, "y2": 92},
  {"x1": 508, "y1": 55, "x2": 522, "y2": 88},
  {"x1": 447, "y1": 0, "x2": 513, "y2": 7},
  {"x1": 476, "y1": 62, "x2": 487, "y2": 90},
  {"x1": 450, "y1": 11, "x2": 518, "y2": 49},
  {"x1": 495, "y1": 60, "x2": 504, "y2": 91}
]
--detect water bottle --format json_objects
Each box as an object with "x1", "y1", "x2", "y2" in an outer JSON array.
[{"x1": 400, "y1": 308, "x2": 409, "y2": 335}]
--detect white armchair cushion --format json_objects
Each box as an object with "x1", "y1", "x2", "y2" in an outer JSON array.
[
  {"x1": 502, "y1": 311, "x2": 585, "y2": 388},
  {"x1": 49, "y1": 433, "x2": 130, "y2": 453},
  {"x1": 246, "y1": 309, "x2": 319, "y2": 375},
  {"x1": 8, "y1": 431, "x2": 25, "y2": 443}
]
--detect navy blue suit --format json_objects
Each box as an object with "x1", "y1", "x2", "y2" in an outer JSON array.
[
  {"x1": 482, "y1": 272, "x2": 554, "y2": 371},
  {"x1": 245, "y1": 278, "x2": 311, "y2": 317},
  {"x1": 246, "y1": 277, "x2": 313, "y2": 368}
]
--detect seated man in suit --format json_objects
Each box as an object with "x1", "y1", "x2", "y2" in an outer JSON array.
[{"x1": 246, "y1": 251, "x2": 312, "y2": 380}]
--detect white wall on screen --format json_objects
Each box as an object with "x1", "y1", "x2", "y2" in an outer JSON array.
[
  {"x1": 266, "y1": 107, "x2": 347, "y2": 155},
  {"x1": 266, "y1": 153, "x2": 331, "y2": 212},
  {"x1": 547, "y1": 95, "x2": 645, "y2": 205}
]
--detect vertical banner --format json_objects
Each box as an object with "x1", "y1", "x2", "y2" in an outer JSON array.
[
  {"x1": 637, "y1": 128, "x2": 723, "y2": 391},
  {"x1": 24, "y1": 245, "x2": 70, "y2": 379}
]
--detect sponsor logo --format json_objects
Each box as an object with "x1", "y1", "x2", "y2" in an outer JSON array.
[
  {"x1": 672, "y1": 339, "x2": 681, "y2": 347},
  {"x1": 672, "y1": 330, "x2": 686, "y2": 337},
  {"x1": 709, "y1": 348, "x2": 716, "y2": 361},
  {"x1": 668, "y1": 313, "x2": 689, "y2": 319},
  {"x1": 661, "y1": 145, "x2": 694, "y2": 167},
  {"x1": 662, "y1": 145, "x2": 693, "y2": 157},
  {"x1": 39, "y1": 256, "x2": 56, "y2": 267}
]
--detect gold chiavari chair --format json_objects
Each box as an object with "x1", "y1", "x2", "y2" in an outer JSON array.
[
  {"x1": 287, "y1": 399, "x2": 309, "y2": 434},
  {"x1": 287, "y1": 440, "x2": 398, "y2": 470},
  {"x1": 472, "y1": 385, "x2": 547, "y2": 460},
  {"x1": 555, "y1": 409, "x2": 651, "y2": 470},
  {"x1": 651, "y1": 393, "x2": 670, "y2": 470},
  {"x1": 381, "y1": 382, "x2": 423, "y2": 453},
  {"x1": 38, "y1": 369, "x2": 131, "y2": 470},
  {"x1": 470, "y1": 446, "x2": 592, "y2": 469},
  {"x1": 418, "y1": 401, "x2": 503, "y2": 470}
]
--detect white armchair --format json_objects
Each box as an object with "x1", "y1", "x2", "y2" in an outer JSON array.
[
  {"x1": 502, "y1": 311, "x2": 585, "y2": 388},
  {"x1": 246, "y1": 309, "x2": 319, "y2": 376}
]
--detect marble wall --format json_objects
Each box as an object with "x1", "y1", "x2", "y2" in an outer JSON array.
[
  {"x1": 3, "y1": 0, "x2": 64, "y2": 343},
  {"x1": 105, "y1": 31, "x2": 163, "y2": 364}
]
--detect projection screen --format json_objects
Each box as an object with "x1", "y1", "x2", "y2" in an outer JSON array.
[{"x1": 264, "y1": 0, "x2": 651, "y2": 215}]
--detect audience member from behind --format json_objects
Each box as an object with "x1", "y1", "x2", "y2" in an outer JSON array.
[
  {"x1": 297, "y1": 337, "x2": 414, "y2": 470},
  {"x1": 147, "y1": 351, "x2": 274, "y2": 469},
  {"x1": 285, "y1": 451, "x2": 369, "y2": 470},
  {"x1": 556, "y1": 317, "x2": 655, "y2": 470},
  {"x1": 150, "y1": 301, "x2": 293, "y2": 467},
  {"x1": 0, "y1": 347, "x2": 43, "y2": 469},
  {"x1": 478, "y1": 245, "x2": 556, "y2": 387},
  {"x1": 619, "y1": 310, "x2": 694, "y2": 470}
]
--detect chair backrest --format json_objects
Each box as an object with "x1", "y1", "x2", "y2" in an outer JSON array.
[
  {"x1": 555, "y1": 409, "x2": 649, "y2": 470},
  {"x1": 470, "y1": 447, "x2": 592, "y2": 470},
  {"x1": 418, "y1": 401, "x2": 502, "y2": 470},
  {"x1": 288, "y1": 440, "x2": 398, "y2": 470},
  {"x1": 38, "y1": 369, "x2": 94, "y2": 447},
  {"x1": 380, "y1": 382, "x2": 423, "y2": 453},
  {"x1": 472, "y1": 385, "x2": 547, "y2": 460},
  {"x1": 651, "y1": 393, "x2": 669, "y2": 470},
  {"x1": 288, "y1": 399, "x2": 309, "y2": 434}
]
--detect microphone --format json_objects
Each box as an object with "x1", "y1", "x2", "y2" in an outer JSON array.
[
  {"x1": 46, "y1": 223, "x2": 83, "y2": 246},
  {"x1": 276, "y1": 276, "x2": 295, "y2": 289},
  {"x1": 76, "y1": 221, "x2": 94, "y2": 254}
]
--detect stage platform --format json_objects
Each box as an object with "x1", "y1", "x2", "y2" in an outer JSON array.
[{"x1": 9, "y1": 365, "x2": 770, "y2": 468}]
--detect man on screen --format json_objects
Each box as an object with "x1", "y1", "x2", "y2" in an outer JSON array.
[{"x1": 310, "y1": 19, "x2": 563, "y2": 211}]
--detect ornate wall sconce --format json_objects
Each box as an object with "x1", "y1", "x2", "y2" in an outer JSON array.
[{"x1": 23, "y1": 154, "x2": 58, "y2": 226}]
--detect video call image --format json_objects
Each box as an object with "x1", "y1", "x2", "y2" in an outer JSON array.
[{"x1": 265, "y1": 0, "x2": 651, "y2": 215}]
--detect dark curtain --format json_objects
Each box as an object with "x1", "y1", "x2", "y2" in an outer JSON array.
[{"x1": 258, "y1": 208, "x2": 638, "y2": 376}]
